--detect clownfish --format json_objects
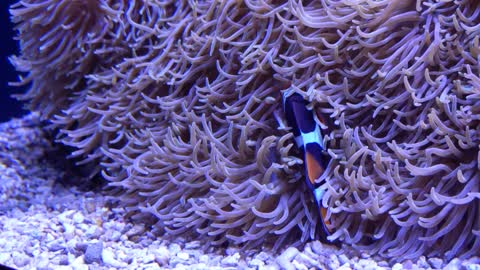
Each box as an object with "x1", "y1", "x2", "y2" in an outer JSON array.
[{"x1": 282, "y1": 90, "x2": 332, "y2": 239}]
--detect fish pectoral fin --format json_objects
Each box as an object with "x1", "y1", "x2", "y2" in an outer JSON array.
[
  {"x1": 305, "y1": 151, "x2": 324, "y2": 185},
  {"x1": 320, "y1": 206, "x2": 332, "y2": 235}
]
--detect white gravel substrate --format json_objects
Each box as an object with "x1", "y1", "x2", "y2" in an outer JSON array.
[{"x1": 1, "y1": 113, "x2": 480, "y2": 270}]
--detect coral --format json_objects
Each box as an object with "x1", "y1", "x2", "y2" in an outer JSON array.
[{"x1": 10, "y1": 0, "x2": 480, "y2": 259}]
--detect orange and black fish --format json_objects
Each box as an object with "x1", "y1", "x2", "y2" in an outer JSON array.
[{"x1": 282, "y1": 91, "x2": 332, "y2": 239}]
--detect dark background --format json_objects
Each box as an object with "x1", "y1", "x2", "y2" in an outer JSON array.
[{"x1": 1, "y1": 1, "x2": 27, "y2": 123}]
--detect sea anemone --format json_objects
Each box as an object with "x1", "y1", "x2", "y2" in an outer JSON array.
[{"x1": 10, "y1": 0, "x2": 480, "y2": 259}]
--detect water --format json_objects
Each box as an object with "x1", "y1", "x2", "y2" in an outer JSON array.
[{"x1": 1, "y1": 0, "x2": 26, "y2": 123}]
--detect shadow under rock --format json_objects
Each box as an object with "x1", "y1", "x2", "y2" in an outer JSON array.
[{"x1": 41, "y1": 133, "x2": 107, "y2": 193}]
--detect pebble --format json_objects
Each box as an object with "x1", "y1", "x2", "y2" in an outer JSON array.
[
  {"x1": 428, "y1": 257, "x2": 444, "y2": 269},
  {"x1": 295, "y1": 252, "x2": 317, "y2": 267},
  {"x1": 467, "y1": 257, "x2": 480, "y2": 264},
  {"x1": 361, "y1": 253, "x2": 371, "y2": 259},
  {"x1": 250, "y1": 258, "x2": 265, "y2": 268},
  {"x1": 12, "y1": 252, "x2": 30, "y2": 268},
  {"x1": 85, "y1": 226, "x2": 102, "y2": 239},
  {"x1": 51, "y1": 254, "x2": 69, "y2": 266},
  {"x1": 292, "y1": 259, "x2": 309, "y2": 270},
  {"x1": 71, "y1": 256, "x2": 87, "y2": 270},
  {"x1": 153, "y1": 246, "x2": 170, "y2": 266},
  {"x1": 416, "y1": 256, "x2": 429, "y2": 269},
  {"x1": 57, "y1": 210, "x2": 75, "y2": 223},
  {"x1": 280, "y1": 247, "x2": 299, "y2": 262},
  {"x1": 75, "y1": 242, "x2": 88, "y2": 253},
  {"x1": 24, "y1": 244, "x2": 38, "y2": 257},
  {"x1": 141, "y1": 262, "x2": 161, "y2": 269},
  {"x1": 72, "y1": 264, "x2": 89, "y2": 270},
  {"x1": 83, "y1": 200, "x2": 96, "y2": 213},
  {"x1": 67, "y1": 253, "x2": 76, "y2": 264},
  {"x1": 276, "y1": 247, "x2": 299, "y2": 270},
  {"x1": 328, "y1": 254, "x2": 340, "y2": 269},
  {"x1": 54, "y1": 266, "x2": 73, "y2": 270},
  {"x1": 256, "y1": 252, "x2": 270, "y2": 261},
  {"x1": 65, "y1": 239, "x2": 78, "y2": 255},
  {"x1": 444, "y1": 258, "x2": 461, "y2": 270},
  {"x1": 198, "y1": 254, "x2": 209, "y2": 264},
  {"x1": 260, "y1": 264, "x2": 280, "y2": 270},
  {"x1": 72, "y1": 212, "x2": 84, "y2": 224},
  {"x1": 402, "y1": 260, "x2": 413, "y2": 270},
  {"x1": 126, "y1": 224, "x2": 145, "y2": 238},
  {"x1": 355, "y1": 259, "x2": 377, "y2": 270},
  {"x1": 464, "y1": 258, "x2": 480, "y2": 270},
  {"x1": 36, "y1": 254, "x2": 50, "y2": 270},
  {"x1": 466, "y1": 264, "x2": 480, "y2": 270},
  {"x1": 311, "y1": 241, "x2": 324, "y2": 254},
  {"x1": 47, "y1": 239, "x2": 65, "y2": 252},
  {"x1": 62, "y1": 223, "x2": 75, "y2": 235},
  {"x1": 377, "y1": 261, "x2": 389, "y2": 267},
  {"x1": 45, "y1": 233, "x2": 55, "y2": 243},
  {"x1": 169, "y1": 243, "x2": 182, "y2": 255},
  {"x1": 221, "y1": 252, "x2": 240, "y2": 266},
  {"x1": 339, "y1": 254, "x2": 350, "y2": 265},
  {"x1": 142, "y1": 253, "x2": 155, "y2": 264},
  {"x1": 392, "y1": 263, "x2": 403, "y2": 270},
  {"x1": 223, "y1": 247, "x2": 234, "y2": 256},
  {"x1": 176, "y1": 251, "x2": 189, "y2": 261},
  {"x1": 84, "y1": 241, "x2": 103, "y2": 264},
  {"x1": 104, "y1": 230, "x2": 122, "y2": 242},
  {"x1": 338, "y1": 263, "x2": 352, "y2": 270},
  {"x1": 116, "y1": 249, "x2": 132, "y2": 264},
  {"x1": 102, "y1": 248, "x2": 125, "y2": 268}
]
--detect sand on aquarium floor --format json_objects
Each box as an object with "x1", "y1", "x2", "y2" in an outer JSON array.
[{"x1": 0, "y1": 113, "x2": 479, "y2": 270}]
